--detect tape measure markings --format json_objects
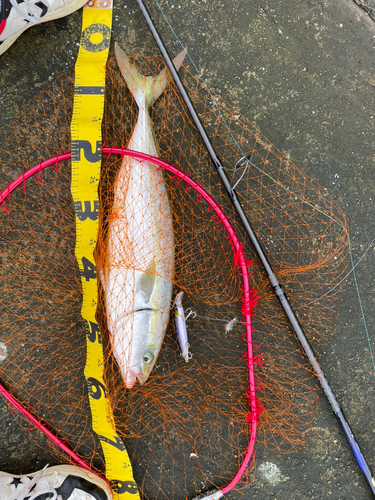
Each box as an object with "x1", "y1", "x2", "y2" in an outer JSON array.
[{"x1": 71, "y1": 3, "x2": 140, "y2": 499}]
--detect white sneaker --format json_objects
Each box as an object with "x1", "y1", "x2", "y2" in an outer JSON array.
[
  {"x1": 0, "y1": 0, "x2": 88, "y2": 56},
  {"x1": 0, "y1": 464, "x2": 112, "y2": 500}
]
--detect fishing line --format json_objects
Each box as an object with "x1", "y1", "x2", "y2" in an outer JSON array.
[
  {"x1": 289, "y1": 239, "x2": 375, "y2": 373},
  {"x1": 152, "y1": 0, "x2": 374, "y2": 377},
  {"x1": 152, "y1": 0, "x2": 244, "y2": 156},
  {"x1": 243, "y1": 165, "x2": 374, "y2": 373},
  {"x1": 354, "y1": 0, "x2": 375, "y2": 14},
  {"x1": 184, "y1": 309, "x2": 239, "y2": 330},
  {"x1": 298, "y1": 237, "x2": 373, "y2": 302},
  {"x1": 228, "y1": 159, "x2": 374, "y2": 375},
  {"x1": 136, "y1": 1, "x2": 375, "y2": 496},
  {"x1": 149, "y1": 0, "x2": 374, "y2": 376}
]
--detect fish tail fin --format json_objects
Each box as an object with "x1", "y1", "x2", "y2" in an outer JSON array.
[{"x1": 115, "y1": 42, "x2": 186, "y2": 109}]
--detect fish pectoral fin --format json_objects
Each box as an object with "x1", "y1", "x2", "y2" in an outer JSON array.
[{"x1": 135, "y1": 259, "x2": 156, "y2": 302}]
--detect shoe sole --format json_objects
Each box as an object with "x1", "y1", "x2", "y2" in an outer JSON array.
[
  {"x1": 0, "y1": 0, "x2": 89, "y2": 56},
  {"x1": 0, "y1": 464, "x2": 113, "y2": 499}
]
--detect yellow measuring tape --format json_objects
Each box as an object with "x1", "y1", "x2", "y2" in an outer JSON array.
[{"x1": 70, "y1": 2, "x2": 140, "y2": 498}]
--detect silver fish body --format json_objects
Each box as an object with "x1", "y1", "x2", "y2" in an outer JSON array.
[{"x1": 99, "y1": 43, "x2": 186, "y2": 388}]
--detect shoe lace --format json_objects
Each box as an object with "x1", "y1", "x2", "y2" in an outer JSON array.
[
  {"x1": 15, "y1": 465, "x2": 57, "y2": 500},
  {"x1": 9, "y1": 0, "x2": 56, "y2": 23}
]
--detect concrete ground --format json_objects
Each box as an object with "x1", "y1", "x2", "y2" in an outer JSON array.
[{"x1": 1, "y1": 0, "x2": 375, "y2": 498}]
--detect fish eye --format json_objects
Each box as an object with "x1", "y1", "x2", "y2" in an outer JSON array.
[{"x1": 142, "y1": 349, "x2": 154, "y2": 365}]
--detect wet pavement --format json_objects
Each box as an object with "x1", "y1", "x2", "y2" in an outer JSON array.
[{"x1": 1, "y1": 0, "x2": 375, "y2": 498}]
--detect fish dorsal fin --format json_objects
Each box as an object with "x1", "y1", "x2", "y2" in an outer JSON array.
[
  {"x1": 135, "y1": 259, "x2": 156, "y2": 303},
  {"x1": 115, "y1": 43, "x2": 187, "y2": 110}
]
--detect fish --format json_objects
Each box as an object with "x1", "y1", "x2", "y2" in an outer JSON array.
[
  {"x1": 173, "y1": 291, "x2": 191, "y2": 363},
  {"x1": 98, "y1": 43, "x2": 186, "y2": 389}
]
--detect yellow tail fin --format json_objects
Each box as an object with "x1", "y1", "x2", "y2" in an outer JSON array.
[{"x1": 115, "y1": 42, "x2": 186, "y2": 109}]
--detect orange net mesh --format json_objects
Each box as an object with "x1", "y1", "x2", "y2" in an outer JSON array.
[{"x1": 0, "y1": 56, "x2": 349, "y2": 498}]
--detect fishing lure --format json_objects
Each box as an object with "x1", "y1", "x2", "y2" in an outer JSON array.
[{"x1": 173, "y1": 291, "x2": 192, "y2": 363}]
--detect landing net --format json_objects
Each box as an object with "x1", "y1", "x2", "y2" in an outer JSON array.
[{"x1": 0, "y1": 56, "x2": 349, "y2": 499}]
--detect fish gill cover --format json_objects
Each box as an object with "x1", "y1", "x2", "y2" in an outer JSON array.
[{"x1": 0, "y1": 56, "x2": 348, "y2": 499}]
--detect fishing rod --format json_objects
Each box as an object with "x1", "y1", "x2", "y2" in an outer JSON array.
[{"x1": 135, "y1": 0, "x2": 375, "y2": 497}]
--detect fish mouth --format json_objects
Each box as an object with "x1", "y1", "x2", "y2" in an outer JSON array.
[{"x1": 126, "y1": 368, "x2": 144, "y2": 389}]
